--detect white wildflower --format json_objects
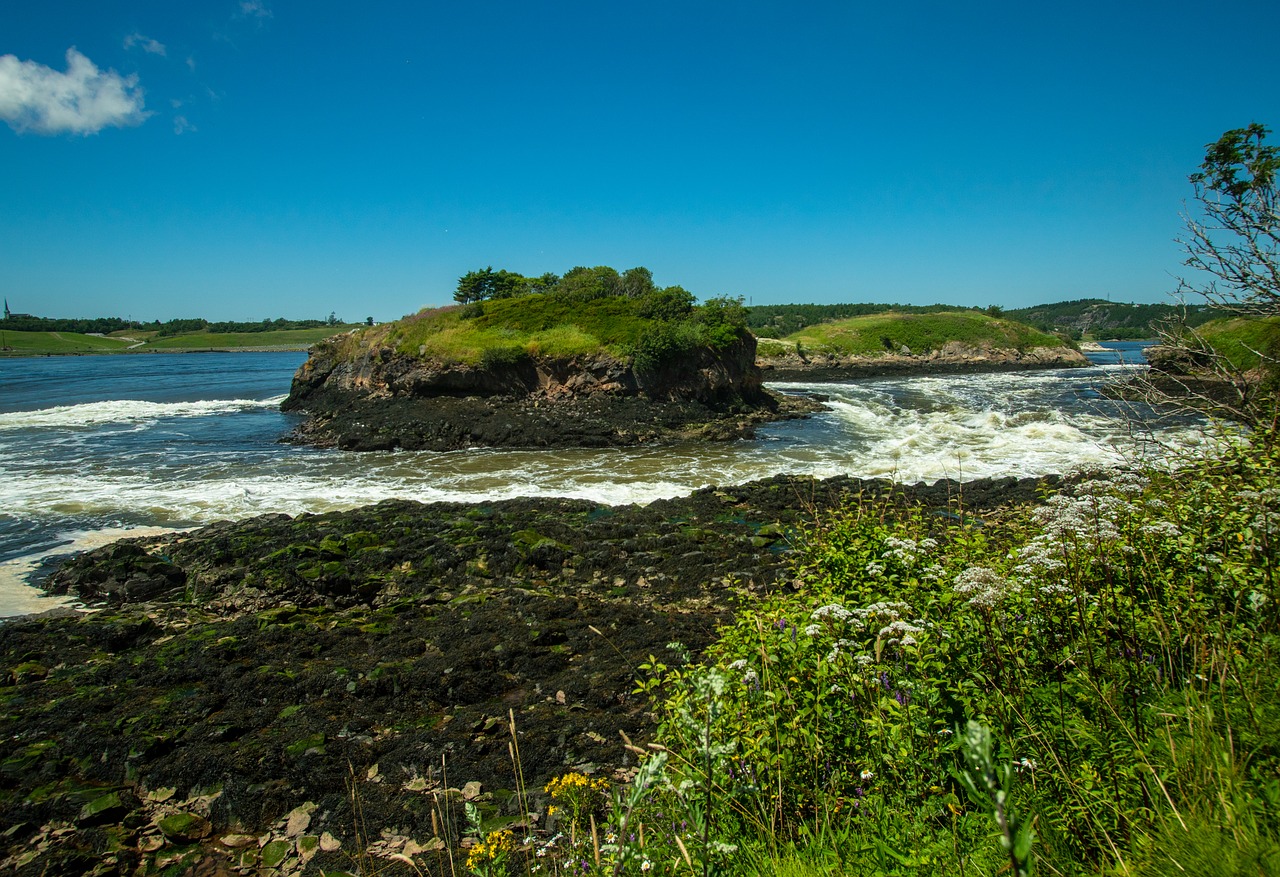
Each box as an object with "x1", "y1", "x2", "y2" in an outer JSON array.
[
  {"x1": 811, "y1": 603, "x2": 853, "y2": 621},
  {"x1": 953, "y1": 566, "x2": 1016, "y2": 608},
  {"x1": 1141, "y1": 521, "x2": 1181, "y2": 539}
]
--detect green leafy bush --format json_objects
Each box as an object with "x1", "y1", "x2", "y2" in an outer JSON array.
[{"x1": 599, "y1": 430, "x2": 1280, "y2": 875}]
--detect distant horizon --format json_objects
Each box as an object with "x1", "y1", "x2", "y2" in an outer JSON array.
[
  {"x1": 3, "y1": 2, "x2": 1277, "y2": 323},
  {"x1": 1, "y1": 291, "x2": 1200, "y2": 327}
]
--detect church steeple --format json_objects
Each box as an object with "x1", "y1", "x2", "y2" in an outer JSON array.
[{"x1": 3, "y1": 299, "x2": 9, "y2": 320}]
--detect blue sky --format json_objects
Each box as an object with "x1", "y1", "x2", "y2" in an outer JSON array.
[{"x1": 2, "y1": 1, "x2": 1278, "y2": 322}]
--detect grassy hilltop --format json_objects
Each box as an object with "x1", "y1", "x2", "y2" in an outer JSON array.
[{"x1": 757, "y1": 310, "x2": 1073, "y2": 357}]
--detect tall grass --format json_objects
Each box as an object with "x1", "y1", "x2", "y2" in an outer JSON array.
[{"x1": 502, "y1": 429, "x2": 1280, "y2": 877}]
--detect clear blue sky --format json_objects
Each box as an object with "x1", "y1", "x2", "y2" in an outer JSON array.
[{"x1": 2, "y1": 1, "x2": 1278, "y2": 322}]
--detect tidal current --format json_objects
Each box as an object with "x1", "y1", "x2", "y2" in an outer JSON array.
[{"x1": 0, "y1": 344, "x2": 1192, "y2": 616}]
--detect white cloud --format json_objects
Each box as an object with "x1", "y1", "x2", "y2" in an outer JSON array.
[
  {"x1": 0, "y1": 48, "x2": 149, "y2": 135},
  {"x1": 238, "y1": 1, "x2": 272, "y2": 19},
  {"x1": 124, "y1": 32, "x2": 167, "y2": 56},
  {"x1": 173, "y1": 115, "x2": 195, "y2": 135}
]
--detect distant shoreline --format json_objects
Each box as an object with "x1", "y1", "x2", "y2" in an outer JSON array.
[{"x1": 0, "y1": 344, "x2": 315, "y2": 358}]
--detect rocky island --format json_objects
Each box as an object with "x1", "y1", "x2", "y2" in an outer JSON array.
[
  {"x1": 755, "y1": 310, "x2": 1088, "y2": 380},
  {"x1": 282, "y1": 268, "x2": 816, "y2": 451}
]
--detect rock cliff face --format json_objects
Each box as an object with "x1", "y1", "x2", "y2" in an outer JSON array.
[
  {"x1": 281, "y1": 332, "x2": 802, "y2": 450},
  {"x1": 758, "y1": 341, "x2": 1089, "y2": 381}
]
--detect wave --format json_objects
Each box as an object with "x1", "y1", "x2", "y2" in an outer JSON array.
[{"x1": 0, "y1": 396, "x2": 287, "y2": 431}]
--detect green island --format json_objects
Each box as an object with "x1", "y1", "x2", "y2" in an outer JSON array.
[
  {"x1": 2, "y1": 126, "x2": 1280, "y2": 877},
  {"x1": 753, "y1": 311, "x2": 1088, "y2": 380},
  {"x1": 278, "y1": 270, "x2": 799, "y2": 451}
]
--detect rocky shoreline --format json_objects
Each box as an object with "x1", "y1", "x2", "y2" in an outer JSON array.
[
  {"x1": 0, "y1": 473, "x2": 1055, "y2": 876},
  {"x1": 283, "y1": 389, "x2": 824, "y2": 452},
  {"x1": 758, "y1": 342, "x2": 1089, "y2": 381}
]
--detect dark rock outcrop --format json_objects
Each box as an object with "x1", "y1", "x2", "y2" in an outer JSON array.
[{"x1": 282, "y1": 333, "x2": 811, "y2": 450}]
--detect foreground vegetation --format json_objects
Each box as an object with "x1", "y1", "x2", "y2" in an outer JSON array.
[{"x1": 465, "y1": 428, "x2": 1278, "y2": 877}]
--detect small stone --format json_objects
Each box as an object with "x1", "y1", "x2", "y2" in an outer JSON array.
[
  {"x1": 404, "y1": 777, "x2": 429, "y2": 792},
  {"x1": 219, "y1": 833, "x2": 258, "y2": 849},
  {"x1": 285, "y1": 804, "x2": 314, "y2": 837},
  {"x1": 139, "y1": 834, "x2": 165, "y2": 853},
  {"x1": 297, "y1": 835, "x2": 321, "y2": 863},
  {"x1": 555, "y1": 690, "x2": 566, "y2": 704},
  {"x1": 461, "y1": 781, "x2": 482, "y2": 801},
  {"x1": 366, "y1": 764, "x2": 380, "y2": 781},
  {"x1": 147, "y1": 787, "x2": 177, "y2": 803},
  {"x1": 319, "y1": 832, "x2": 342, "y2": 852}
]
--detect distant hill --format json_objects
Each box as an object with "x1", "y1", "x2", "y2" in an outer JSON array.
[
  {"x1": 772, "y1": 310, "x2": 1074, "y2": 357},
  {"x1": 747, "y1": 299, "x2": 1217, "y2": 342},
  {"x1": 1003, "y1": 299, "x2": 1214, "y2": 340},
  {"x1": 745, "y1": 302, "x2": 984, "y2": 338}
]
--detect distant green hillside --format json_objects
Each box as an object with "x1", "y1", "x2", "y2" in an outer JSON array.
[
  {"x1": 0, "y1": 330, "x2": 133, "y2": 355},
  {"x1": 141, "y1": 327, "x2": 353, "y2": 350},
  {"x1": 766, "y1": 311, "x2": 1072, "y2": 357},
  {"x1": 0, "y1": 326, "x2": 357, "y2": 356},
  {"x1": 1004, "y1": 298, "x2": 1214, "y2": 340},
  {"x1": 746, "y1": 302, "x2": 987, "y2": 338}
]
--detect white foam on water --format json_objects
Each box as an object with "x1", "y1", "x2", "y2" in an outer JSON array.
[
  {"x1": 0, "y1": 526, "x2": 186, "y2": 619},
  {"x1": 0, "y1": 396, "x2": 285, "y2": 430}
]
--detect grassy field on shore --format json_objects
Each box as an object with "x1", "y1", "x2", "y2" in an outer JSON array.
[
  {"x1": 0, "y1": 326, "x2": 354, "y2": 356},
  {"x1": 0, "y1": 330, "x2": 135, "y2": 355}
]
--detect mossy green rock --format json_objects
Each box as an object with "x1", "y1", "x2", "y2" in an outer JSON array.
[
  {"x1": 260, "y1": 839, "x2": 292, "y2": 868},
  {"x1": 157, "y1": 811, "x2": 211, "y2": 843},
  {"x1": 78, "y1": 792, "x2": 128, "y2": 826}
]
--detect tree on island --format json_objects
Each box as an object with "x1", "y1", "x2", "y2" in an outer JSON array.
[{"x1": 452, "y1": 264, "x2": 664, "y2": 305}]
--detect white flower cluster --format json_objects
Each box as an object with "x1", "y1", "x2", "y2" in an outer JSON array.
[
  {"x1": 952, "y1": 565, "x2": 1018, "y2": 608},
  {"x1": 880, "y1": 536, "x2": 939, "y2": 570},
  {"x1": 1141, "y1": 520, "x2": 1182, "y2": 539},
  {"x1": 1032, "y1": 492, "x2": 1129, "y2": 544},
  {"x1": 826, "y1": 638, "x2": 861, "y2": 662},
  {"x1": 811, "y1": 603, "x2": 855, "y2": 622},
  {"x1": 877, "y1": 619, "x2": 924, "y2": 647},
  {"x1": 804, "y1": 600, "x2": 927, "y2": 660},
  {"x1": 853, "y1": 600, "x2": 912, "y2": 622}
]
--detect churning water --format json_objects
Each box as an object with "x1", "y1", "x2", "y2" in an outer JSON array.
[{"x1": 0, "y1": 344, "x2": 1192, "y2": 615}]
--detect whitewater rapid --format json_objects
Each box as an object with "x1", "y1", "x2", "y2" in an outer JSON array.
[{"x1": 0, "y1": 350, "x2": 1201, "y2": 616}]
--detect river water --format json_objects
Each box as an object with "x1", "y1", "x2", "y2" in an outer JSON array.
[{"x1": 0, "y1": 342, "x2": 1188, "y2": 616}]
